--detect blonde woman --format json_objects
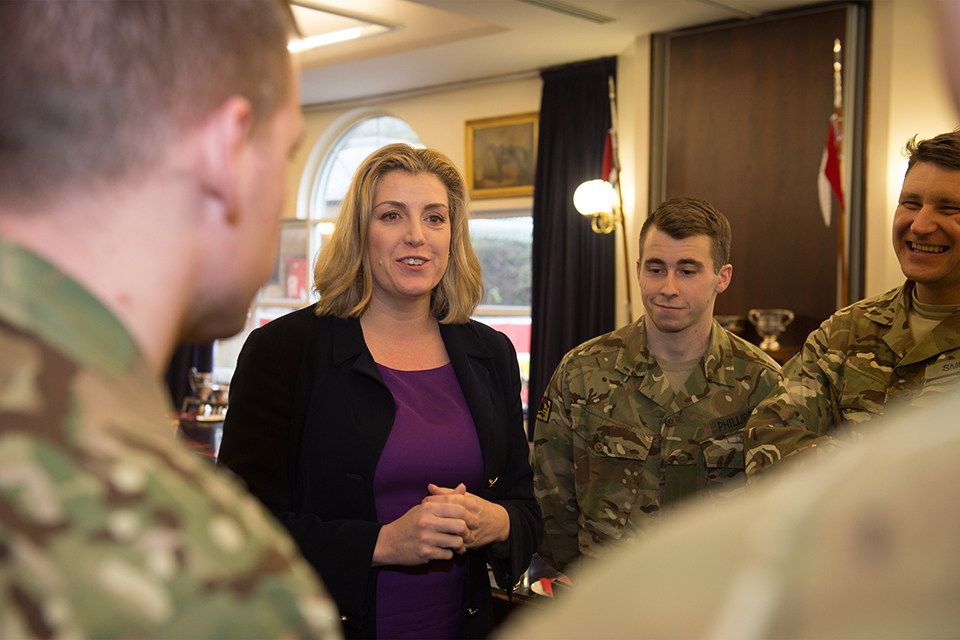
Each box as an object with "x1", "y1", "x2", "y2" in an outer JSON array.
[{"x1": 219, "y1": 144, "x2": 542, "y2": 639}]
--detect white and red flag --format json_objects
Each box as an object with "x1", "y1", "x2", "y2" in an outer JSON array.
[
  {"x1": 817, "y1": 111, "x2": 844, "y2": 227},
  {"x1": 602, "y1": 127, "x2": 619, "y2": 187}
]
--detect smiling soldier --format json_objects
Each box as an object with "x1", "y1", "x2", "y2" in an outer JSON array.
[
  {"x1": 746, "y1": 131, "x2": 960, "y2": 474},
  {"x1": 533, "y1": 196, "x2": 780, "y2": 578}
]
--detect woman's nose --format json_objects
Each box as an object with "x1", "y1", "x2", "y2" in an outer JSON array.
[{"x1": 404, "y1": 218, "x2": 425, "y2": 245}]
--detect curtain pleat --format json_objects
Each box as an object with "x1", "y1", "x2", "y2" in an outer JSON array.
[{"x1": 528, "y1": 57, "x2": 617, "y2": 436}]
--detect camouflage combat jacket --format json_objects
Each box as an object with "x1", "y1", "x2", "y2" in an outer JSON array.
[
  {"x1": 533, "y1": 318, "x2": 780, "y2": 573},
  {"x1": 0, "y1": 238, "x2": 340, "y2": 638},
  {"x1": 745, "y1": 281, "x2": 960, "y2": 474},
  {"x1": 508, "y1": 392, "x2": 960, "y2": 640}
]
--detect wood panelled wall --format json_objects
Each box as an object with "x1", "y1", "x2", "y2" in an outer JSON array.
[{"x1": 662, "y1": 6, "x2": 851, "y2": 349}]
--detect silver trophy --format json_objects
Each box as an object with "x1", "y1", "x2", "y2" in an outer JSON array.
[
  {"x1": 748, "y1": 308, "x2": 794, "y2": 351},
  {"x1": 185, "y1": 367, "x2": 229, "y2": 419}
]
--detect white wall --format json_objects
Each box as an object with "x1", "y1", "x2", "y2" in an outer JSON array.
[
  {"x1": 615, "y1": 35, "x2": 649, "y2": 326},
  {"x1": 284, "y1": 76, "x2": 543, "y2": 222}
]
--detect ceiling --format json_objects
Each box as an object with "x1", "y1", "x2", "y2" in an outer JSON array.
[{"x1": 293, "y1": 0, "x2": 833, "y2": 108}]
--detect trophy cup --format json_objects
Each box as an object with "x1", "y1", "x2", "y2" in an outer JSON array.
[
  {"x1": 180, "y1": 368, "x2": 229, "y2": 459},
  {"x1": 748, "y1": 309, "x2": 794, "y2": 351},
  {"x1": 186, "y1": 367, "x2": 229, "y2": 419}
]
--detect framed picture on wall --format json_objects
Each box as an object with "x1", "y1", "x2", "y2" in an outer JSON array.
[{"x1": 465, "y1": 112, "x2": 538, "y2": 199}]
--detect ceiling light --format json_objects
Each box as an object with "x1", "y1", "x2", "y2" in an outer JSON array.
[
  {"x1": 288, "y1": 26, "x2": 363, "y2": 52},
  {"x1": 287, "y1": 1, "x2": 402, "y2": 53}
]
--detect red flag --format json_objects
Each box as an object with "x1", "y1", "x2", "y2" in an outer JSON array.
[
  {"x1": 818, "y1": 112, "x2": 843, "y2": 227},
  {"x1": 602, "y1": 128, "x2": 619, "y2": 186}
]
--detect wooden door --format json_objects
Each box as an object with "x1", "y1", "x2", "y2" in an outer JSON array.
[{"x1": 659, "y1": 5, "x2": 859, "y2": 349}]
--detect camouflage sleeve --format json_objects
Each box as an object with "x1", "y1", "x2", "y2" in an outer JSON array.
[
  {"x1": 0, "y1": 317, "x2": 342, "y2": 639},
  {"x1": 531, "y1": 359, "x2": 581, "y2": 575},
  {"x1": 744, "y1": 325, "x2": 845, "y2": 474}
]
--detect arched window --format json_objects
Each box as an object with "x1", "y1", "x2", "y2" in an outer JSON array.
[{"x1": 312, "y1": 116, "x2": 421, "y2": 221}]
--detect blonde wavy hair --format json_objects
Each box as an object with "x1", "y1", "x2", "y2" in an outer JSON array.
[{"x1": 313, "y1": 143, "x2": 484, "y2": 323}]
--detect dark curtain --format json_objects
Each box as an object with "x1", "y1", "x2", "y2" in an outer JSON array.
[
  {"x1": 165, "y1": 342, "x2": 213, "y2": 412},
  {"x1": 528, "y1": 57, "x2": 617, "y2": 433}
]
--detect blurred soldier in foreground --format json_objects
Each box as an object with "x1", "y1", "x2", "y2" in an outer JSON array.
[
  {"x1": 533, "y1": 197, "x2": 779, "y2": 578},
  {"x1": 505, "y1": 393, "x2": 960, "y2": 639},
  {"x1": 746, "y1": 130, "x2": 960, "y2": 474},
  {"x1": 0, "y1": 2, "x2": 340, "y2": 637}
]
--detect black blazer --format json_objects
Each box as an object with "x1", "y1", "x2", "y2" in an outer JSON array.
[{"x1": 217, "y1": 307, "x2": 542, "y2": 638}]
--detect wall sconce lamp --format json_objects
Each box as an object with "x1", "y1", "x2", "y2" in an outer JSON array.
[{"x1": 574, "y1": 179, "x2": 622, "y2": 234}]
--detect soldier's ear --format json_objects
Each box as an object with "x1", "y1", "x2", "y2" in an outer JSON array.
[
  {"x1": 193, "y1": 95, "x2": 254, "y2": 226},
  {"x1": 715, "y1": 264, "x2": 732, "y2": 294}
]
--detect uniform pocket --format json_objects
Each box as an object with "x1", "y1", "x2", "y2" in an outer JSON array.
[
  {"x1": 837, "y1": 366, "x2": 887, "y2": 417},
  {"x1": 700, "y1": 430, "x2": 745, "y2": 496},
  {"x1": 701, "y1": 430, "x2": 744, "y2": 470},
  {"x1": 571, "y1": 406, "x2": 657, "y2": 542}
]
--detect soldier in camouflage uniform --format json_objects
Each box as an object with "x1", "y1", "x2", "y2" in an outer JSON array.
[
  {"x1": 746, "y1": 131, "x2": 960, "y2": 474},
  {"x1": 0, "y1": 2, "x2": 339, "y2": 637},
  {"x1": 507, "y1": 392, "x2": 960, "y2": 640},
  {"x1": 533, "y1": 197, "x2": 780, "y2": 577}
]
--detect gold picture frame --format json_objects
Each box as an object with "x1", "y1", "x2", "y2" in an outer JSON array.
[{"x1": 465, "y1": 112, "x2": 538, "y2": 199}]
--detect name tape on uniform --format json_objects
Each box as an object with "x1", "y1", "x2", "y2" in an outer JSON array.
[
  {"x1": 926, "y1": 356, "x2": 960, "y2": 382},
  {"x1": 708, "y1": 408, "x2": 755, "y2": 436}
]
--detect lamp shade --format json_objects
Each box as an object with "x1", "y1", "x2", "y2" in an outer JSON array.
[{"x1": 573, "y1": 179, "x2": 614, "y2": 216}]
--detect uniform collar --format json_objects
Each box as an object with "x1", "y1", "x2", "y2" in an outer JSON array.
[
  {"x1": 874, "y1": 281, "x2": 960, "y2": 364},
  {"x1": 616, "y1": 317, "x2": 736, "y2": 387},
  {"x1": 862, "y1": 281, "x2": 910, "y2": 327}
]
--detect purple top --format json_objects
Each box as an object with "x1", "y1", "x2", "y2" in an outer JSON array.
[{"x1": 373, "y1": 363, "x2": 484, "y2": 639}]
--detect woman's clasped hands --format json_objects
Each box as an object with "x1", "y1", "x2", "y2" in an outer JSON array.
[
  {"x1": 424, "y1": 483, "x2": 510, "y2": 550},
  {"x1": 372, "y1": 483, "x2": 510, "y2": 567}
]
